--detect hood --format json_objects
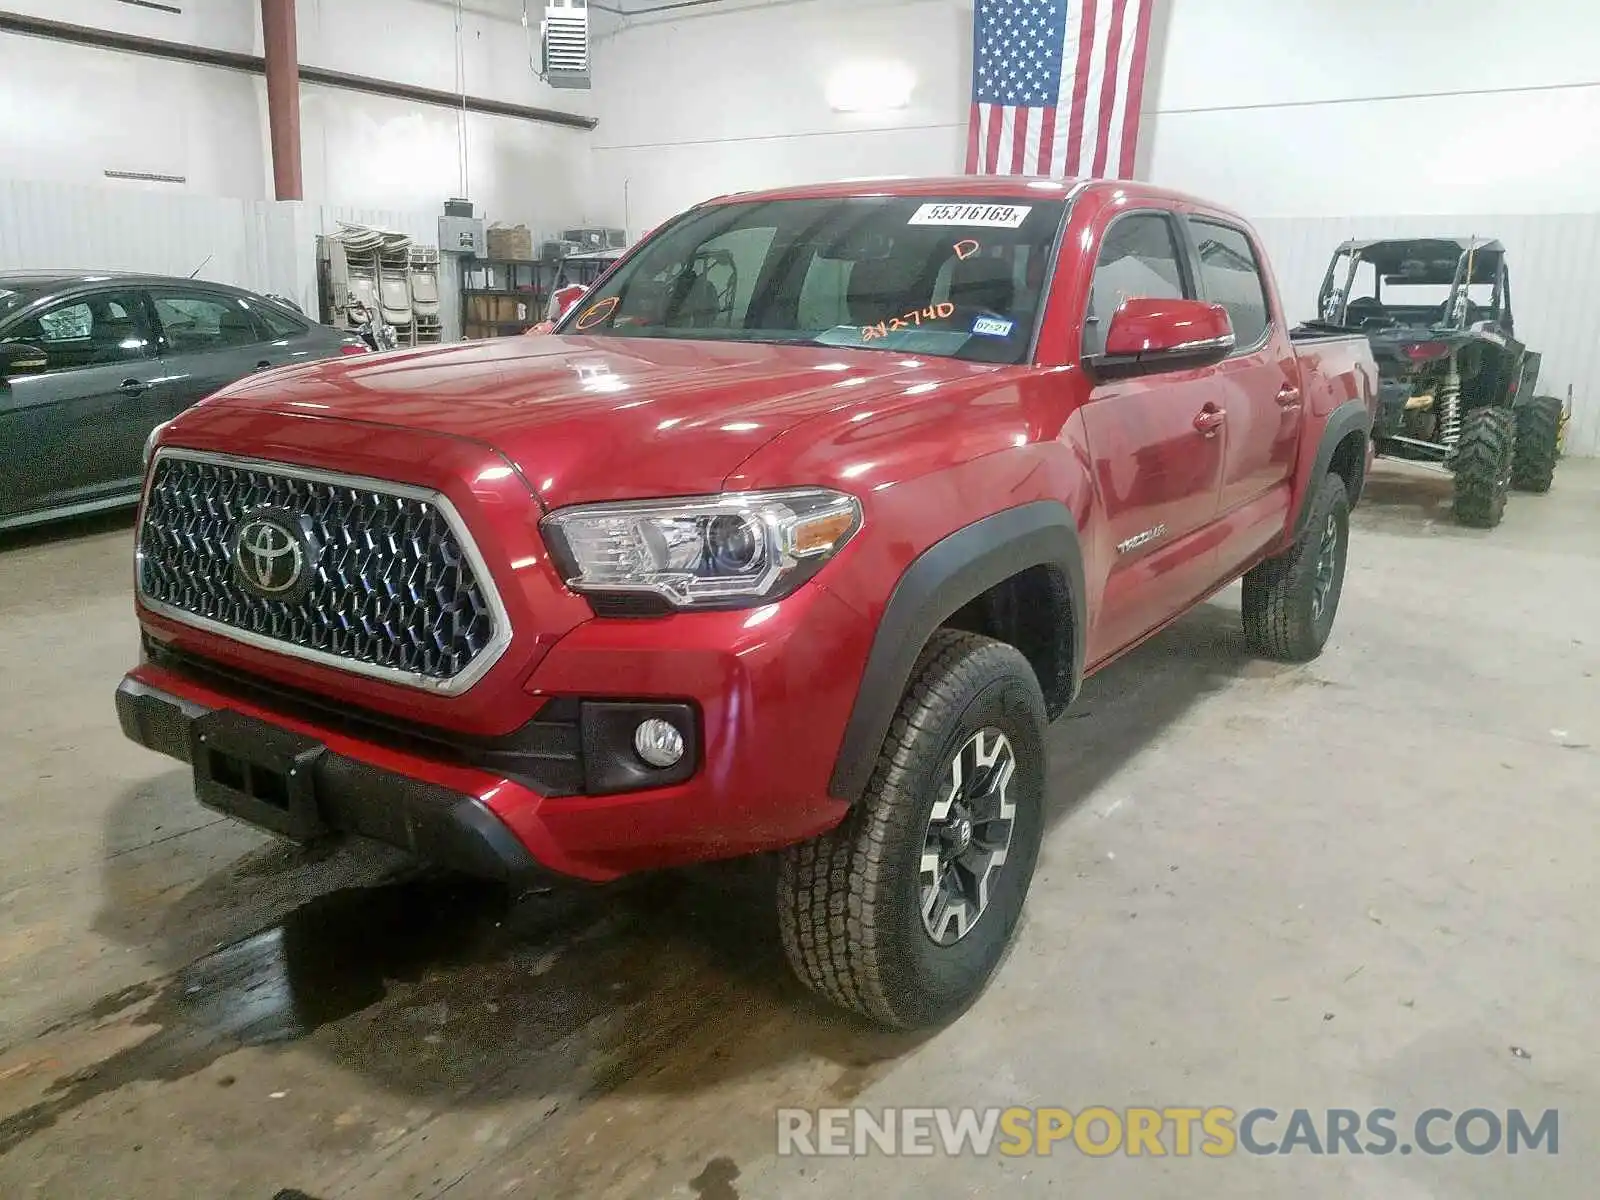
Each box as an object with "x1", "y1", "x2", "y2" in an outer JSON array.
[{"x1": 204, "y1": 334, "x2": 1004, "y2": 508}]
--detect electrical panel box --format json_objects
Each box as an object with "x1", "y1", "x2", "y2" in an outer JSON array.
[{"x1": 439, "y1": 215, "x2": 485, "y2": 257}]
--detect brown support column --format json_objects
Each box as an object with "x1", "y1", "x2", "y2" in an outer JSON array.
[{"x1": 260, "y1": 0, "x2": 302, "y2": 200}]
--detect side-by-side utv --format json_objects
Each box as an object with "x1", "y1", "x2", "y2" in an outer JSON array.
[{"x1": 1309, "y1": 237, "x2": 1563, "y2": 527}]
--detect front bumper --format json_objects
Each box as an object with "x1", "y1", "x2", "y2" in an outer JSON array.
[
  {"x1": 117, "y1": 675, "x2": 545, "y2": 884},
  {"x1": 119, "y1": 571, "x2": 865, "y2": 882}
]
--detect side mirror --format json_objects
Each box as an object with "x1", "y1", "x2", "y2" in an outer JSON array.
[
  {"x1": 0, "y1": 341, "x2": 48, "y2": 379},
  {"x1": 551, "y1": 283, "x2": 588, "y2": 321},
  {"x1": 1087, "y1": 297, "x2": 1235, "y2": 379},
  {"x1": 525, "y1": 320, "x2": 557, "y2": 336}
]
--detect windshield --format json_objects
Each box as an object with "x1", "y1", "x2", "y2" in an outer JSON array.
[{"x1": 558, "y1": 195, "x2": 1067, "y2": 364}]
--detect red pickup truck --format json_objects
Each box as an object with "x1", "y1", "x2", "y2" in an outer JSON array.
[{"x1": 118, "y1": 177, "x2": 1376, "y2": 1029}]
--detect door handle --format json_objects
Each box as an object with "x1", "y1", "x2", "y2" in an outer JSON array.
[
  {"x1": 1276, "y1": 384, "x2": 1302, "y2": 407},
  {"x1": 1193, "y1": 404, "x2": 1226, "y2": 437},
  {"x1": 119, "y1": 378, "x2": 149, "y2": 396},
  {"x1": 253, "y1": 360, "x2": 273, "y2": 372}
]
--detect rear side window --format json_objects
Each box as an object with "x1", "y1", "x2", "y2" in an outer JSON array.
[
  {"x1": 154, "y1": 291, "x2": 262, "y2": 352},
  {"x1": 1190, "y1": 219, "x2": 1270, "y2": 348},
  {"x1": 254, "y1": 302, "x2": 307, "y2": 339},
  {"x1": 1084, "y1": 213, "x2": 1188, "y2": 356}
]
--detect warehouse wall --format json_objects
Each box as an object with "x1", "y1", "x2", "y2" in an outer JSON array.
[
  {"x1": 1145, "y1": 0, "x2": 1600, "y2": 218},
  {"x1": 0, "y1": 0, "x2": 595, "y2": 228},
  {"x1": 591, "y1": 0, "x2": 1600, "y2": 228},
  {"x1": 588, "y1": 0, "x2": 966, "y2": 230},
  {"x1": 589, "y1": 0, "x2": 1600, "y2": 453}
]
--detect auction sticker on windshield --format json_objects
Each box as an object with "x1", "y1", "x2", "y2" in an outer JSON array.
[{"x1": 908, "y1": 203, "x2": 1032, "y2": 228}]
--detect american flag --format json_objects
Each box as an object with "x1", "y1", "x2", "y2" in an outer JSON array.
[{"x1": 966, "y1": 0, "x2": 1156, "y2": 179}]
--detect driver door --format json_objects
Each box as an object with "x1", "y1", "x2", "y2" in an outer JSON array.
[{"x1": 1076, "y1": 211, "x2": 1228, "y2": 664}]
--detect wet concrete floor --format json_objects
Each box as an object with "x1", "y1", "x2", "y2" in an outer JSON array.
[{"x1": 2, "y1": 459, "x2": 1597, "y2": 1198}]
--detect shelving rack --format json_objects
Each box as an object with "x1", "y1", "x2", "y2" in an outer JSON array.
[{"x1": 460, "y1": 259, "x2": 552, "y2": 339}]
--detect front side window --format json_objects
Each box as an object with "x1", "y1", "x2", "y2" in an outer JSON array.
[
  {"x1": 561, "y1": 196, "x2": 1066, "y2": 365},
  {"x1": 1083, "y1": 213, "x2": 1188, "y2": 357},
  {"x1": 154, "y1": 291, "x2": 261, "y2": 352},
  {"x1": 1, "y1": 291, "x2": 154, "y2": 373},
  {"x1": 1190, "y1": 219, "x2": 1269, "y2": 347}
]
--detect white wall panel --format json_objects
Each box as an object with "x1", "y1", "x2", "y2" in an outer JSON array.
[
  {"x1": 0, "y1": 0, "x2": 593, "y2": 228},
  {"x1": 1254, "y1": 214, "x2": 1600, "y2": 458},
  {"x1": 589, "y1": 0, "x2": 968, "y2": 233}
]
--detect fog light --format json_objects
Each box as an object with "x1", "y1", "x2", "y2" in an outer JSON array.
[{"x1": 634, "y1": 718, "x2": 684, "y2": 768}]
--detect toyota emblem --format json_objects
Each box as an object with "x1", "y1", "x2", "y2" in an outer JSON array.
[{"x1": 232, "y1": 511, "x2": 314, "y2": 601}]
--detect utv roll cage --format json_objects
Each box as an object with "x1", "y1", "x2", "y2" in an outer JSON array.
[{"x1": 1317, "y1": 238, "x2": 1512, "y2": 335}]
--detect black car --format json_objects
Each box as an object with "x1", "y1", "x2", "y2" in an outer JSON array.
[{"x1": 0, "y1": 271, "x2": 366, "y2": 532}]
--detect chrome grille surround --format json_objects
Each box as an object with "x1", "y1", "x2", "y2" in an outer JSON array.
[{"x1": 136, "y1": 449, "x2": 512, "y2": 695}]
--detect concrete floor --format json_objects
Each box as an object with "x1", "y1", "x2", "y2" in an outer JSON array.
[{"x1": 0, "y1": 459, "x2": 1596, "y2": 1199}]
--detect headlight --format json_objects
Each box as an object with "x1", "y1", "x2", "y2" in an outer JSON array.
[
  {"x1": 142, "y1": 419, "x2": 173, "y2": 468},
  {"x1": 542, "y1": 488, "x2": 861, "y2": 609}
]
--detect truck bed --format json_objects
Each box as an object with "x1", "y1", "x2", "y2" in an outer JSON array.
[{"x1": 1289, "y1": 322, "x2": 1370, "y2": 344}]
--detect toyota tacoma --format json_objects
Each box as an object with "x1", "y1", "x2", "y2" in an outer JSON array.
[{"x1": 117, "y1": 177, "x2": 1377, "y2": 1029}]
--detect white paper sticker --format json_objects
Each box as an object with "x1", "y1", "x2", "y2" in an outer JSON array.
[
  {"x1": 971, "y1": 316, "x2": 1015, "y2": 338},
  {"x1": 908, "y1": 203, "x2": 1033, "y2": 229}
]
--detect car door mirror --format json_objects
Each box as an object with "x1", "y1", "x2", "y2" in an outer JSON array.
[
  {"x1": 551, "y1": 284, "x2": 588, "y2": 321},
  {"x1": 1085, "y1": 297, "x2": 1235, "y2": 380},
  {"x1": 0, "y1": 341, "x2": 49, "y2": 380}
]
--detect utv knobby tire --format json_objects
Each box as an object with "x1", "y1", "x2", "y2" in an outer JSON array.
[
  {"x1": 1511, "y1": 395, "x2": 1562, "y2": 493},
  {"x1": 1241, "y1": 472, "x2": 1350, "y2": 663},
  {"x1": 1453, "y1": 406, "x2": 1516, "y2": 527},
  {"x1": 777, "y1": 629, "x2": 1046, "y2": 1029}
]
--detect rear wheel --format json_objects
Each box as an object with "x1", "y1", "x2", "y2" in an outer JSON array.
[
  {"x1": 1453, "y1": 406, "x2": 1515, "y2": 527},
  {"x1": 1511, "y1": 395, "x2": 1562, "y2": 493},
  {"x1": 777, "y1": 630, "x2": 1046, "y2": 1029},
  {"x1": 1241, "y1": 472, "x2": 1350, "y2": 662}
]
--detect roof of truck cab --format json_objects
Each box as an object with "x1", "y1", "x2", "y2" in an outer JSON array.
[{"x1": 703, "y1": 176, "x2": 1224, "y2": 209}]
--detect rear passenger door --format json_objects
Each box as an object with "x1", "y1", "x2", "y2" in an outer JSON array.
[
  {"x1": 1184, "y1": 218, "x2": 1299, "y2": 530},
  {"x1": 1077, "y1": 211, "x2": 1228, "y2": 664},
  {"x1": 148, "y1": 287, "x2": 275, "y2": 418}
]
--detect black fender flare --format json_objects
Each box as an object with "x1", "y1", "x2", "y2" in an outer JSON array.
[
  {"x1": 828, "y1": 500, "x2": 1086, "y2": 804},
  {"x1": 1294, "y1": 400, "x2": 1372, "y2": 541}
]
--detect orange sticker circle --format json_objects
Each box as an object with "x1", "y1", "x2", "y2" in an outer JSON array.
[{"x1": 574, "y1": 296, "x2": 620, "y2": 330}]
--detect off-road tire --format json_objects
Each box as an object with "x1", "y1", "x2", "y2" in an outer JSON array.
[
  {"x1": 1452, "y1": 406, "x2": 1516, "y2": 527},
  {"x1": 1241, "y1": 472, "x2": 1350, "y2": 663},
  {"x1": 1511, "y1": 395, "x2": 1562, "y2": 493},
  {"x1": 777, "y1": 629, "x2": 1046, "y2": 1029}
]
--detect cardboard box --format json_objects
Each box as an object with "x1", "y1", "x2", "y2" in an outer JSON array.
[{"x1": 486, "y1": 223, "x2": 534, "y2": 261}]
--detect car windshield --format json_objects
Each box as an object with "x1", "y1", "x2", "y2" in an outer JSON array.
[{"x1": 559, "y1": 195, "x2": 1067, "y2": 364}]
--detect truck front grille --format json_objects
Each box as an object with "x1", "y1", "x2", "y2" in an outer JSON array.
[{"x1": 137, "y1": 452, "x2": 507, "y2": 692}]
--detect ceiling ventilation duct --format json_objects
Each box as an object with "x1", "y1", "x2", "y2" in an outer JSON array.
[{"x1": 541, "y1": 0, "x2": 590, "y2": 89}]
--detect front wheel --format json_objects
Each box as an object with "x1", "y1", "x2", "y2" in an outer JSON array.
[
  {"x1": 1241, "y1": 472, "x2": 1351, "y2": 662},
  {"x1": 777, "y1": 630, "x2": 1046, "y2": 1029}
]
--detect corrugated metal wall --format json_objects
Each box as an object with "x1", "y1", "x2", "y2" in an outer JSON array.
[
  {"x1": 0, "y1": 180, "x2": 455, "y2": 338},
  {"x1": 1254, "y1": 214, "x2": 1599, "y2": 457}
]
